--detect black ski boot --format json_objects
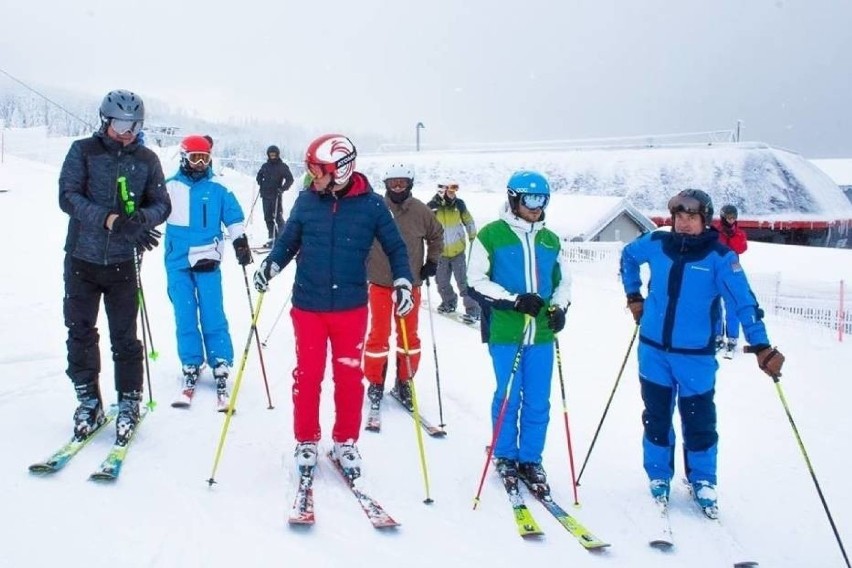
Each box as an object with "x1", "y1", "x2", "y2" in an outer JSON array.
[
  {"x1": 395, "y1": 380, "x2": 413, "y2": 411},
  {"x1": 367, "y1": 383, "x2": 384, "y2": 408},
  {"x1": 519, "y1": 462, "x2": 551, "y2": 497},
  {"x1": 116, "y1": 390, "x2": 142, "y2": 446},
  {"x1": 72, "y1": 383, "x2": 105, "y2": 441}
]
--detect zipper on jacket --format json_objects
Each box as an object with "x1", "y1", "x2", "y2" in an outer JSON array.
[{"x1": 202, "y1": 203, "x2": 208, "y2": 229}]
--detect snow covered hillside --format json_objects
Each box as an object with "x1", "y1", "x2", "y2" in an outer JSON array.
[{"x1": 1, "y1": 149, "x2": 851, "y2": 568}]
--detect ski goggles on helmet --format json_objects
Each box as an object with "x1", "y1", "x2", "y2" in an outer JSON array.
[
  {"x1": 667, "y1": 191, "x2": 705, "y2": 215},
  {"x1": 110, "y1": 118, "x2": 143, "y2": 136},
  {"x1": 186, "y1": 152, "x2": 211, "y2": 167},
  {"x1": 438, "y1": 183, "x2": 459, "y2": 192},
  {"x1": 305, "y1": 150, "x2": 357, "y2": 179},
  {"x1": 385, "y1": 178, "x2": 410, "y2": 190},
  {"x1": 519, "y1": 193, "x2": 549, "y2": 210}
]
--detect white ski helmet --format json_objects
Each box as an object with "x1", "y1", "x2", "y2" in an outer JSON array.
[{"x1": 382, "y1": 162, "x2": 415, "y2": 182}]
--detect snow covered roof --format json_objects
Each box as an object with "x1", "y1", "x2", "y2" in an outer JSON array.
[
  {"x1": 404, "y1": 191, "x2": 655, "y2": 242},
  {"x1": 359, "y1": 143, "x2": 852, "y2": 223}
]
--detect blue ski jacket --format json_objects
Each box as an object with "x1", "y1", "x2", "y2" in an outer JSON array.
[
  {"x1": 620, "y1": 228, "x2": 769, "y2": 354},
  {"x1": 163, "y1": 169, "x2": 245, "y2": 272}
]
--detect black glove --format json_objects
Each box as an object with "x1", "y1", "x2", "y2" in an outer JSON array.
[
  {"x1": 233, "y1": 234, "x2": 253, "y2": 266},
  {"x1": 547, "y1": 306, "x2": 567, "y2": 333},
  {"x1": 135, "y1": 228, "x2": 162, "y2": 251},
  {"x1": 626, "y1": 292, "x2": 644, "y2": 323},
  {"x1": 514, "y1": 293, "x2": 544, "y2": 317},
  {"x1": 112, "y1": 211, "x2": 147, "y2": 241},
  {"x1": 419, "y1": 260, "x2": 438, "y2": 280},
  {"x1": 113, "y1": 212, "x2": 161, "y2": 251}
]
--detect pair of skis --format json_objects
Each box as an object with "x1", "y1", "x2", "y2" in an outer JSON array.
[
  {"x1": 288, "y1": 451, "x2": 399, "y2": 529},
  {"x1": 649, "y1": 482, "x2": 758, "y2": 567},
  {"x1": 491, "y1": 457, "x2": 609, "y2": 550},
  {"x1": 29, "y1": 405, "x2": 148, "y2": 481},
  {"x1": 366, "y1": 388, "x2": 446, "y2": 437}
]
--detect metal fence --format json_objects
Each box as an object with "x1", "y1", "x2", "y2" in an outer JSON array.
[{"x1": 562, "y1": 241, "x2": 849, "y2": 339}]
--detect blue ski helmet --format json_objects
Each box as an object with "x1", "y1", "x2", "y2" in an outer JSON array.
[{"x1": 507, "y1": 170, "x2": 550, "y2": 213}]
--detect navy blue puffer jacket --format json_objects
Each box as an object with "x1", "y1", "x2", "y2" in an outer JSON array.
[
  {"x1": 266, "y1": 172, "x2": 412, "y2": 312},
  {"x1": 59, "y1": 133, "x2": 171, "y2": 265}
]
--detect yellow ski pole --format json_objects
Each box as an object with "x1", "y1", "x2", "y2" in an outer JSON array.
[
  {"x1": 207, "y1": 291, "x2": 266, "y2": 486},
  {"x1": 399, "y1": 316, "x2": 434, "y2": 504}
]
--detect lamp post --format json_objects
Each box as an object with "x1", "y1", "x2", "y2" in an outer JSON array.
[{"x1": 416, "y1": 122, "x2": 425, "y2": 152}]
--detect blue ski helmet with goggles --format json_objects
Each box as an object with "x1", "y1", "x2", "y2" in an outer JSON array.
[
  {"x1": 667, "y1": 189, "x2": 714, "y2": 227},
  {"x1": 507, "y1": 170, "x2": 550, "y2": 214}
]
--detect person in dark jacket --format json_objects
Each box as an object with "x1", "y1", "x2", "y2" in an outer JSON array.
[
  {"x1": 364, "y1": 162, "x2": 443, "y2": 414},
  {"x1": 620, "y1": 189, "x2": 785, "y2": 519},
  {"x1": 58, "y1": 89, "x2": 171, "y2": 446},
  {"x1": 253, "y1": 134, "x2": 413, "y2": 481},
  {"x1": 255, "y1": 145, "x2": 294, "y2": 247}
]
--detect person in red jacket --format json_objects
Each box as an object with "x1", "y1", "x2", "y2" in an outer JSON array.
[{"x1": 712, "y1": 204, "x2": 748, "y2": 356}]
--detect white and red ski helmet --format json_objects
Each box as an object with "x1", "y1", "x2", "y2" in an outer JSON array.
[{"x1": 305, "y1": 134, "x2": 357, "y2": 186}]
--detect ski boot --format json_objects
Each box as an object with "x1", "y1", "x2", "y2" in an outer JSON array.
[
  {"x1": 518, "y1": 462, "x2": 551, "y2": 498},
  {"x1": 395, "y1": 380, "x2": 413, "y2": 411},
  {"x1": 181, "y1": 364, "x2": 200, "y2": 397},
  {"x1": 116, "y1": 390, "x2": 143, "y2": 446},
  {"x1": 436, "y1": 302, "x2": 456, "y2": 314},
  {"x1": 294, "y1": 441, "x2": 318, "y2": 473},
  {"x1": 367, "y1": 382, "x2": 384, "y2": 409},
  {"x1": 649, "y1": 478, "x2": 671, "y2": 502},
  {"x1": 213, "y1": 360, "x2": 231, "y2": 412},
  {"x1": 691, "y1": 480, "x2": 719, "y2": 519},
  {"x1": 72, "y1": 384, "x2": 105, "y2": 441},
  {"x1": 332, "y1": 440, "x2": 362, "y2": 481}
]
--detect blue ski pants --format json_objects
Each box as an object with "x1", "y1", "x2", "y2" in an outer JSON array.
[
  {"x1": 489, "y1": 342, "x2": 553, "y2": 464},
  {"x1": 638, "y1": 342, "x2": 719, "y2": 485},
  {"x1": 166, "y1": 266, "x2": 234, "y2": 367}
]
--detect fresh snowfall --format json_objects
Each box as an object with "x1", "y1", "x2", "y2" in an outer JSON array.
[{"x1": 1, "y1": 140, "x2": 851, "y2": 568}]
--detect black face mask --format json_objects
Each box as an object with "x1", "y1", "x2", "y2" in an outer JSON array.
[{"x1": 387, "y1": 189, "x2": 410, "y2": 204}]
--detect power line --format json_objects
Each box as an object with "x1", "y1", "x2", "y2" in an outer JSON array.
[{"x1": 0, "y1": 67, "x2": 94, "y2": 129}]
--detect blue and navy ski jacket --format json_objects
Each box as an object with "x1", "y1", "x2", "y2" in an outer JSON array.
[
  {"x1": 266, "y1": 172, "x2": 412, "y2": 312},
  {"x1": 620, "y1": 228, "x2": 769, "y2": 354},
  {"x1": 163, "y1": 169, "x2": 245, "y2": 272}
]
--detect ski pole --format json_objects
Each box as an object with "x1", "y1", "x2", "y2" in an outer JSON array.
[
  {"x1": 473, "y1": 316, "x2": 531, "y2": 510},
  {"x1": 207, "y1": 291, "x2": 266, "y2": 486},
  {"x1": 241, "y1": 266, "x2": 274, "y2": 409},
  {"x1": 576, "y1": 323, "x2": 638, "y2": 485},
  {"x1": 261, "y1": 288, "x2": 292, "y2": 348},
  {"x1": 553, "y1": 335, "x2": 580, "y2": 506},
  {"x1": 423, "y1": 278, "x2": 446, "y2": 428},
  {"x1": 131, "y1": 248, "x2": 156, "y2": 411},
  {"x1": 756, "y1": 359, "x2": 850, "y2": 568},
  {"x1": 244, "y1": 188, "x2": 260, "y2": 231},
  {"x1": 399, "y1": 315, "x2": 434, "y2": 504}
]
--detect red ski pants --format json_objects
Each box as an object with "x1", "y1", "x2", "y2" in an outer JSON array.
[
  {"x1": 290, "y1": 306, "x2": 368, "y2": 443},
  {"x1": 363, "y1": 284, "x2": 422, "y2": 386}
]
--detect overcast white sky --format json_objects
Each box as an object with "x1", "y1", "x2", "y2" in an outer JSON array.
[{"x1": 2, "y1": 0, "x2": 851, "y2": 156}]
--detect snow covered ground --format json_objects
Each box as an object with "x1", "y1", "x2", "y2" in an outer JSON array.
[{"x1": 1, "y1": 146, "x2": 851, "y2": 567}]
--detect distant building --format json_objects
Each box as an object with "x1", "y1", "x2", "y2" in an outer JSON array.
[{"x1": 549, "y1": 195, "x2": 657, "y2": 243}]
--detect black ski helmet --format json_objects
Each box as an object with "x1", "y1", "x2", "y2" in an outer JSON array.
[
  {"x1": 667, "y1": 189, "x2": 714, "y2": 227},
  {"x1": 267, "y1": 145, "x2": 280, "y2": 156},
  {"x1": 720, "y1": 204, "x2": 738, "y2": 220}
]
